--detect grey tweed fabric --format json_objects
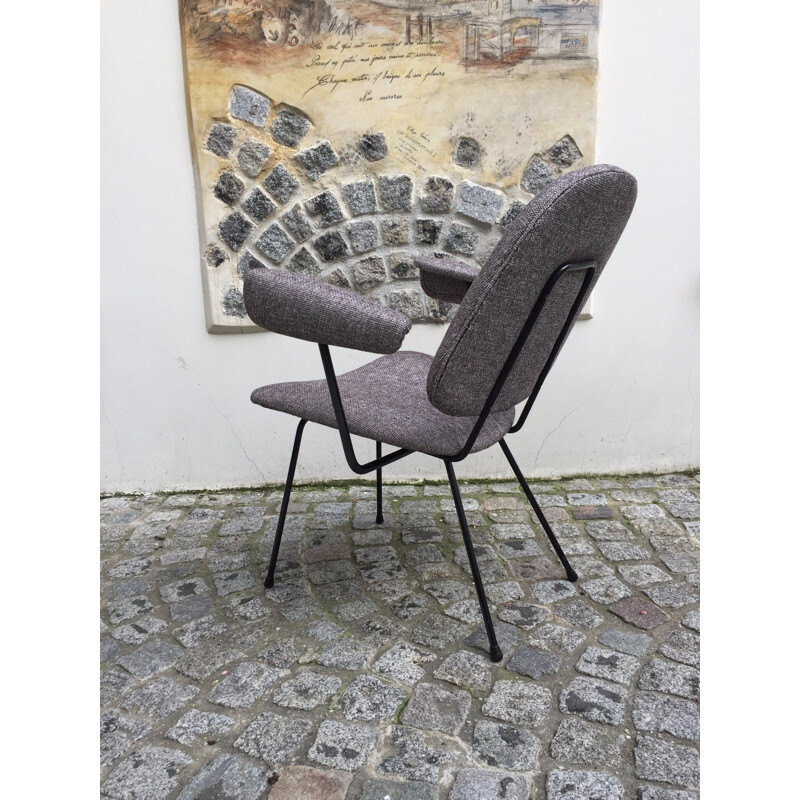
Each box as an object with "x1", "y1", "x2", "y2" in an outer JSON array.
[
  {"x1": 416, "y1": 256, "x2": 480, "y2": 303},
  {"x1": 427, "y1": 165, "x2": 638, "y2": 416},
  {"x1": 250, "y1": 352, "x2": 515, "y2": 457},
  {"x1": 243, "y1": 269, "x2": 412, "y2": 354}
]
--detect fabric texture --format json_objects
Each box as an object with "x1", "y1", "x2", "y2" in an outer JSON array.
[
  {"x1": 243, "y1": 269, "x2": 412, "y2": 354},
  {"x1": 415, "y1": 256, "x2": 480, "y2": 303},
  {"x1": 250, "y1": 352, "x2": 515, "y2": 458},
  {"x1": 426, "y1": 164, "x2": 638, "y2": 416}
]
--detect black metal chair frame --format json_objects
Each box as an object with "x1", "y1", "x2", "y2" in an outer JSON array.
[{"x1": 263, "y1": 261, "x2": 596, "y2": 662}]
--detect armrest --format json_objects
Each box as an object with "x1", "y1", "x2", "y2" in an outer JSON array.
[
  {"x1": 415, "y1": 255, "x2": 480, "y2": 304},
  {"x1": 243, "y1": 269, "x2": 412, "y2": 354}
]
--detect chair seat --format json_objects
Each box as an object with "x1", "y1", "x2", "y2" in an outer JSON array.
[{"x1": 251, "y1": 351, "x2": 515, "y2": 458}]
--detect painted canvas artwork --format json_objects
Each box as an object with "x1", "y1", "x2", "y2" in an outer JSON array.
[{"x1": 179, "y1": 1, "x2": 601, "y2": 332}]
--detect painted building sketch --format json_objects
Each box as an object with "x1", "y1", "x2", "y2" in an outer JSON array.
[{"x1": 179, "y1": 1, "x2": 601, "y2": 332}]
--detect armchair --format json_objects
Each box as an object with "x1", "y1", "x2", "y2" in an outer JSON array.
[{"x1": 243, "y1": 164, "x2": 637, "y2": 661}]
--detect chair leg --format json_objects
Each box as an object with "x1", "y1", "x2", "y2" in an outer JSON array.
[
  {"x1": 264, "y1": 419, "x2": 307, "y2": 589},
  {"x1": 444, "y1": 459, "x2": 503, "y2": 663},
  {"x1": 375, "y1": 440, "x2": 384, "y2": 525},
  {"x1": 499, "y1": 438, "x2": 578, "y2": 582}
]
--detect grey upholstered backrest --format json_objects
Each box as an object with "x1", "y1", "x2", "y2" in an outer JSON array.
[{"x1": 426, "y1": 164, "x2": 637, "y2": 416}]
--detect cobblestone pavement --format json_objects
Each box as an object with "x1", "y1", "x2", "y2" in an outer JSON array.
[{"x1": 100, "y1": 472, "x2": 699, "y2": 800}]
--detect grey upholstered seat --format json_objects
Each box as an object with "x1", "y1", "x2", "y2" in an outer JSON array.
[{"x1": 251, "y1": 351, "x2": 515, "y2": 458}]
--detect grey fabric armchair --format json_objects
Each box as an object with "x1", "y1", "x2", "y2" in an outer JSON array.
[{"x1": 243, "y1": 164, "x2": 637, "y2": 661}]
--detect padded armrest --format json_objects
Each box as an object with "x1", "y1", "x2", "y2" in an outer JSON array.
[
  {"x1": 243, "y1": 269, "x2": 412, "y2": 354},
  {"x1": 415, "y1": 256, "x2": 480, "y2": 304}
]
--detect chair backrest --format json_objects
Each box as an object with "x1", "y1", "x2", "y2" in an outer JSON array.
[{"x1": 426, "y1": 164, "x2": 638, "y2": 416}]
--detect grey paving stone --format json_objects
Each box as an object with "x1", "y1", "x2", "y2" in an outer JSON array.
[
  {"x1": 229, "y1": 595, "x2": 269, "y2": 621},
  {"x1": 100, "y1": 709, "x2": 151, "y2": 766},
  {"x1": 520, "y1": 155, "x2": 553, "y2": 193},
  {"x1": 342, "y1": 674, "x2": 406, "y2": 721},
  {"x1": 175, "y1": 753, "x2": 270, "y2": 800},
  {"x1": 499, "y1": 200, "x2": 526, "y2": 228},
  {"x1": 117, "y1": 639, "x2": 184, "y2": 679},
  {"x1": 412, "y1": 613, "x2": 471, "y2": 650},
  {"x1": 237, "y1": 138, "x2": 271, "y2": 178},
  {"x1": 532, "y1": 580, "x2": 578, "y2": 603},
  {"x1": 598, "y1": 629, "x2": 652, "y2": 657},
  {"x1": 659, "y1": 553, "x2": 700, "y2": 574},
  {"x1": 229, "y1": 85, "x2": 270, "y2": 126},
  {"x1": 316, "y1": 637, "x2": 374, "y2": 670},
  {"x1": 173, "y1": 614, "x2": 228, "y2": 648},
  {"x1": 101, "y1": 746, "x2": 193, "y2": 800},
  {"x1": 570, "y1": 556, "x2": 615, "y2": 578},
  {"x1": 108, "y1": 596, "x2": 154, "y2": 624},
  {"x1": 258, "y1": 635, "x2": 300, "y2": 669},
  {"x1": 622, "y1": 504, "x2": 666, "y2": 521},
  {"x1": 498, "y1": 539, "x2": 544, "y2": 560},
  {"x1": 643, "y1": 582, "x2": 699, "y2": 609},
  {"x1": 255, "y1": 223, "x2": 293, "y2": 264},
  {"x1": 263, "y1": 162, "x2": 300, "y2": 203},
  {"x1": 650, "y1": 536, "x2": 699, "y2": 554},
  {"x1": 634, "y1": 735, "x2": 699, "y2": 787},
  {"x1": 218, "y1": 211, "x2": 253, "y2": 251},
  {"x1": 361, "y1": 131, "x2": 388, "y2": 161},
  {"x1": 637, "y1": 787, "x2": 699, "y2": 800},
  {"x1": 294, "y1": 140, "x2": 339, "y2": 181},
  {"x1": 160, "y1": 548, "x2": 207, "y2": 566},
  {"x1": 485, "y1": 580, "x2": 523, "y2": 604},
  {"x1": 279, "y1": 596, "x2": 323, "y2": 622},
  {"x1": 165, "y1": 709, "x2": 234, "y2": 746},
  {"x1": 335, "y1": 597, "x2": 379, "y2": 622},
  {"x1": 308, "y1": 719, "x2": 378, "y2": 771},
  {"x1": 633, "y1": 691, "x2": 699, "y2": 741},
  {"x1": 241, "y1": 187, "x2": 275, "y2": 222},
  {"x1": 682, "y1": 609, "x2": 700, "y2": 632},
  {"x1": 372, "y1": 641, "x2": 436, "y2": 684},
  {"x1": 273, "y1": 670, "x2": 341, "y2": 710},
  {"x1": 360, "y1": 615, "x2": 406, "y2": 646},
  {"x1": 618, "y1": 564, "x2": 672, "y2": 587},
  {"x1": 378, "y1": 726, "x2": 453, "y2": 784},
  {"x1": 378, "y1": 174, "x2": 413, "y2": 210},
  {"x1": 585, "y1": 520, "x2": 635, "y2": 541},
  {"x1": 483, "y1": 680, "x2": 551, "y2": 726},
  {"x1": 424, "y1": 579, "x2": 471, "y2": 605},
  {"x1": 638, "y1": 658, "x2": 700, "y2": 699},
  {"x1": 265, "y1": 765, "x2": 351, "y2": 800},
  {"x1": 421, "y1": 175, "x2": 454, "y2": 212},
  {"x1": 471, "y1": 720, "x2": 540, "y2": 771},
  {"x1": 433, "y1": 649, "x2": 492, "y2": 690},
  {"x1": 554, "y1": 597, "x2": 604, "y2": 630},
  {"x1": 568, "y1": 493, "x2": 608, "y2": 506},
  {"x1": 507, "y1": 646, "x2": 562, "y2": 680},
  {"x1": 630, "y1": 518, "x2": 684, "y2": 537},
  {"x1": 234, "y1": 711, "x2": 313, "y2": 763},
  {"x1": 465, "y1": 619, "x2": 518, "y2": 656},
  {"x1": 120, "y1": 677, "x2": 199, "y2": 719},
  {"x1": 598, "y1": 542, "x2": 651, "y2": 561},
  {"x1": 271, "y1": 107, "x2": 311, "y2": 147},
  {"x1": 208, "y1": 662, "x2": 280, "y2": 708},
  {"x1": 546, "y1": 770, "x2": 623, "y2": 800},
  {"x1": 530, "y1": 623, "x2": 586, "y2": 654},
  {"x1": 159, "y1": 577, "x2": 210, "y2": 604},
  {"x1": 457, "y1": 182, "x2": 503, "y2": 223},
  {"x1": 206, "y1": 122, "x2": 237, "y2": 158},
  {"x1": 449, "y1": 768, "x2": 530, "y2": 800},
  {"x1": 659, "y1": 629, "x2": 700, "y2": 667},
  {"x1": 108, "y1": 556, "x2": 153, "y2": 578},
  {"x1": 112, "y1": 615, "x2": 168, "y2": 645},
  {"x1": 174, "y1": 642, "x2": 240, "y2": 681},
  {"x1": 101, "y1": 636, "x2": 119, "y2": 663},
  {"x1": 414, "y1": 218, "x2": 442, "y2": 248},
  {"x1": 497, "y1": 601, "x2": 550, "y2": 629},
  {"x1": 550, "y1": 718, "x2": 624, "y2": 768},
  {"x1": 402, "y1": 682, "x2": 471, "y2": 734},
  {"x1": 560, "y1": 676, "x2": 626, "y2": 726},
  {"x1": 101, "y1": 670, "x2": 136, "y2": 705},
  {"x1": 581, "y1": 576, "x2": 632, "y2": 604},
  {"x1": 444, "y1": 598, "x2": 485, "y2": 624},
  {"x1": 576, "y1": 647, "x2": 640, "y2": 685},
  {"x1": 362, "y1": 778, "x2": 437, "y2": 800}
]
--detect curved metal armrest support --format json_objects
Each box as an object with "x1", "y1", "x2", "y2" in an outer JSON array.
[
  {"x1": 243, "y1": 269, "x2": 412, "y2": 354},
  {"x1": 415, "y1": 255, "x2": 480, "y2": 304}
]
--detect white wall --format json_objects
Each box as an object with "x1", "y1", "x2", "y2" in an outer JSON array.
[{"x1": 101, "y1": 0, "x2": 699, "y2": 493}]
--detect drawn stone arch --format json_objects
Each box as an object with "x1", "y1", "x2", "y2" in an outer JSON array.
[{"x1": 511, "y1": 18, "x2": 542, "y2": 50}]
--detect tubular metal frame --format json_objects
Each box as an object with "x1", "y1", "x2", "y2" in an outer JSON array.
[{"x1": 263, "y1": 261, "x2": 597, "y2": 661}]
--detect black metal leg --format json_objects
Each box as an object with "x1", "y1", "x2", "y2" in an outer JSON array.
[
  {"x1": 499, "y1": 438, "x2": 578, "y2": 582},
  {"x1": 445, "y1": 459, "x2": 503, "y2": 662},
  {"x1": 264, "y1": 419, "x2": 307, "y2": 589},
  {"x1": 375, "y1": 441, "x2": 384, "y2": 524}
]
